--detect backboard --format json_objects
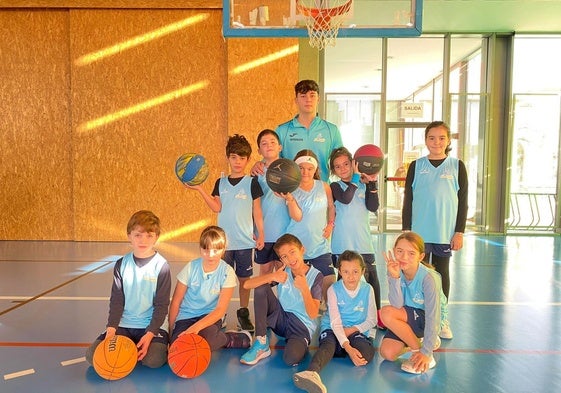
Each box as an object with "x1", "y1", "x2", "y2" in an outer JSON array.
[{"x1": 223, "y1": 0, "x2": 423, "y2": 38}]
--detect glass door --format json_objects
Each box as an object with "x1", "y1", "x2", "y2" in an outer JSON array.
[
  {"x1": 382, "y1": 122, "x2": 430, "y2": 232},
  {"x1": 507, "y1": 93, "x2": 561, "y2": 232}
]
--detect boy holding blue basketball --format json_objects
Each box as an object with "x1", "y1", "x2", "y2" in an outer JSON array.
[
  {"x1": 85, "y1": 210, "x2": 171, "y2": 369},
  {"x1": 186, "y1": 134, "x2": 264, "y2": 332}
]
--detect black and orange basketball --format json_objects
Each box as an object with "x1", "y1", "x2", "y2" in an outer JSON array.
[
  {"x1": 168, "y1": 333, "x2": 211, "y2": 378},
  {"x1": 266, "y1": 158, "x2": 302, "y2": 194},
  {"x1": 354, "y1": 144, "x2": 385, "y2": 175},
  {"x1": 92, "y1": 335, "x2": 138, "y2": 381}
]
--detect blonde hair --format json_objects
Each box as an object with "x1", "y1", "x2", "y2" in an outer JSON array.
[
  {"x1": 199, "y1": 226, "x2": 227, "y2": 250},
  {"x1": 394, "y1": 231, "x2": 425, "y2": 254}
]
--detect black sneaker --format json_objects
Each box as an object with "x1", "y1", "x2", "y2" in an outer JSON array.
[
  {"x1": 224, "y1": 330, "x2": 252, "y2": 349},
  {"x1": 237, "y1": 307, "x2": 255, "y2": 332}
]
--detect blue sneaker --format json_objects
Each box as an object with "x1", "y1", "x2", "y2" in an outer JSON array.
[{"x1": 240, "y1": 336, "x2": 271, "y2": 365}]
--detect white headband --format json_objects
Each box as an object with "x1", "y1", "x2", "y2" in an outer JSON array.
[{"x1": 295, "y1": 156, "x2": 318, "y2": 169}]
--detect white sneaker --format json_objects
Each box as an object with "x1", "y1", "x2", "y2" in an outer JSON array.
[
  {"x1": 401, "y1": 355, "x2": 436, "y2": 374},
  {"x1": 439, "y1": 320, "x2": 453, "y2": 339},
  {"x1": 293, "y1": 370, "x2": 327, "y2": 393},
  {"x1": 419, "y1": 335, "x2": 441, "y2": 351}
]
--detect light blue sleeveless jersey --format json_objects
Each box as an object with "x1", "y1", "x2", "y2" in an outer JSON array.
[
  {"x1": 218, "y1": 175, "x2": 255, "y2": 250},
  {"x1": 320, "y1": 279, "x2": 372, "y2": 337},
  {"x1": 331, "y1": 181, "x2": 374, "y2": 254},
  {"x1": 278, "y1": 266, "x2": 322, "y2": 338},
  {"x1": 119, "y1": 252, "x2": 168, "y2": 330},
  {"x1": 411, "y1": 156, "x2": 459, "y2": 244},
  {"x1": 257, "y1": 173, "x2": 290, "y2": 242},
  {"x1": 286, "y1": 180, "x2": 331, "y2": 259}
]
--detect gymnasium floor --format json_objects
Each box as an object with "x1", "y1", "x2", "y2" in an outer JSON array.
[{"x1": 1, "y1": 234, "x2": 560, "y2": 393}]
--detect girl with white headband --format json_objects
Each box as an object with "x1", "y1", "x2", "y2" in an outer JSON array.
[{"x1": 282, "y1": 149, "x2": 336, "y2": 306}]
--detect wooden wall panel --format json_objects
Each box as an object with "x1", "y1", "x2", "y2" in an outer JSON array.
[
  {"x1": 0, "y1": 11, "x2": 73, "y2": 240},
  {"x1": 0, "y1": 7, "x2": 300, "y2": 242},
  {"x1": 227, "y1": 38, "x2": 299, "y2": 165},
  {"x1": 71, "y1": 9, "x2": 226, "y2": 241}
]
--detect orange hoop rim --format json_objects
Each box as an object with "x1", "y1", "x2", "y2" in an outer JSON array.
[{"x1": 296, "y1": 0, "x2": 353, "y2": 21}]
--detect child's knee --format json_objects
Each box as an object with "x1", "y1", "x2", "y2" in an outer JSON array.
[
  {"x1": 85, "y1": 339, "x2": 103, "y2": 365},
  {"x1": 380, "y1": 306, "x2": 394, "y2": 323},
  {"x1": 379, "y1": 343, "x2": 399, "y2": 361},
  {"x1": 141, "y1": 342, "x2": 168, "y2": 368},
  {"x1": 283, "y1": 339, "x2": 307, "y2": 366}
]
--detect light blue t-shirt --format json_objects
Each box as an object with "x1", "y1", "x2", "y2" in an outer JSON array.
[
  {"x1": 276, "y1": 115, "x2": 343, "y2": 182},
  {"x1": 176, "y1": 257, "x2": 237, "y2": 321}
]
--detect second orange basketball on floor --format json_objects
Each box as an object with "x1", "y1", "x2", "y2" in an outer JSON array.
[{"x1": 168, "y1": 333, "x2": 211, "y2": 378}]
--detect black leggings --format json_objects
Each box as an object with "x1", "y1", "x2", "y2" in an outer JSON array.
[
  {"x1": 307, "y1": 330, "x2": 374, "y2": 373},
  {"x1": 424, "y1": 253, "x2": 451, "y2": 299}
]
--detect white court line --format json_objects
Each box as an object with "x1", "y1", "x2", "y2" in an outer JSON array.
[
  {"x1": 1, "y1": 296, "x2": 560, "y2": 306},
  {"x1": 3, "y1": 368, "x2": 35, "y2": 380},
  {"x1": 61, "y1": 357, "x2": 86, "y2": 366},
  {"x1": 449, "y1": 301, "x2": 561, "y2": 306},
  {"x1": 0, "y1": 296, "x2": 108, "y2": 301}
]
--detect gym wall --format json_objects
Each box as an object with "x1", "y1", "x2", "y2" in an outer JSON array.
[{"x1": 0, "y1": 1, "x2": 298, "y2": 241}]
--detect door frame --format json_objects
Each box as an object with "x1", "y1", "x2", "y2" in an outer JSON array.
[{"x1": 379, "y1": 121, "x2": 430, "y2": 232}]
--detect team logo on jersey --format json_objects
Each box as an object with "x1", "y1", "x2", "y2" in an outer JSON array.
[
  {"x1": 143, "y1": 273, "x2": 157, "y2": 283},
  {"x1": 235, "y1": 190, "x2": 248, "y2": 200},
  {"x1": 210, "y1": 284, "x2": 221, "y2": 295},
  {"x1": 353, "y1": 301, "x2": 365, "y2": 313},
  {"x1": 289, "y1": 133, "x2": 298, "y2": 138},
  {"x1": 412, "y1": 293, "x2": 425, "y2": 306},
  {"x1": 440, "y1": 169, "x2": 454, "y2": 179},
  {"x1": 313, "y1": 134, "x2": 326, "y2": 143}
]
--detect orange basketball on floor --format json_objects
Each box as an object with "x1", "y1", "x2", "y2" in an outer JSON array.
[
  {"x1": 93, "y1": 335, "x2": 138, "y2": 380},
  {"x1": 168, "y1": 333, "x2": 211, "y2": 378}
]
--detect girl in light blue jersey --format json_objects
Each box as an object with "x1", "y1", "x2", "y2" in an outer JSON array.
[
  {"x1": 283, "y1": 149, "x2": 335, "y2": 305},
  {"x1": 169, "y1": 226, "x2": 251, "y2": 351},
  {"x1": 329, "y1": 146, "x2": 384, "y2": 329},
  {"x1": 380, "y1": 232, "x2": 442, "y2": 374},
  {"x1": 402, "y1": 121, "x2": 468, "y2": 339},
  {"x1": 293, "y1": 251, "x2": 376, "y2": 393}
]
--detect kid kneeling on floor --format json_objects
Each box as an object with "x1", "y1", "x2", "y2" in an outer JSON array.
[
  {"x1": 85, "y1": 210, "x2": 171, "y2": 369},
  {"x1": 379, "y1": 231, "x2": 442, "y2": 374},
  {"x1": 240, "y1": 233, "x2": 323, "y2": 366},
  {"x1": 293, "y1": 250, "x2": 377, "y2": 393},
  {"x1": 168, "y1": 226, "x2": 251, "y2": 351}
]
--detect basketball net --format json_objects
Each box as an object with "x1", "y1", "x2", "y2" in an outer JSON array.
[{"x1": 296, "y1": 0, "x2": 353, "y2": 50}]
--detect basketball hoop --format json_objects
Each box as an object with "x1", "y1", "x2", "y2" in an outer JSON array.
[{"x1": 296, "y1": 0, "x2": 353, "y2": 50}]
